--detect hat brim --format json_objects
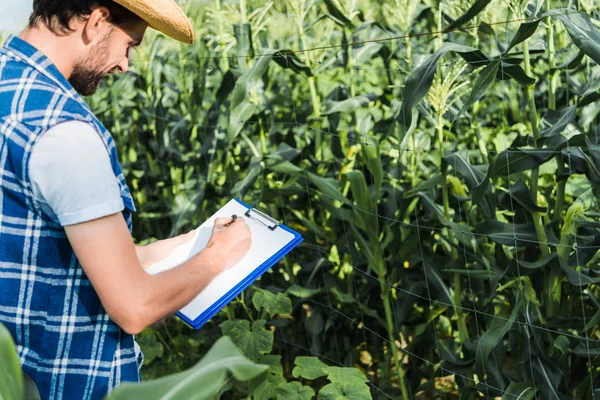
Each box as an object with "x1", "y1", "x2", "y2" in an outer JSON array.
[{"x1": 113, "y1": 0, "x2": 195, "y2": 44}]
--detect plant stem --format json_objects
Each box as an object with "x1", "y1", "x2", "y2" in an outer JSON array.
[
  {"x1": 296, "y1": 12, "x2": 322, "y2": 158},
  {"x1": 405, "y1": 35, "x2": 412, "y2": 70},
  {"x1": 522, "y1": 41, "x2": 550, "y2": 259},
  {"x1": 239, "y1": 0, "x2": 247, "y2": 24},
  {"x1": 473, "y1": 101, "x2": 489, "y2": 164},
  {"x1": 381, "y1": 282, "x2": 409, "y2": 400},
  {"x1": 545, "y1": 0, "x2": 566, "y2": 224},
  {"x1": 437, "y1": 112, "x2": 469, "y2": 342},
  {"x1": 545, "y1": 0, "x2": 563, "y2": 315},
  {"x1": 408, "y1": 131, "x2": 417, "y2": 189},
  {"x1": 215, "y1": 0, "x2": 228, "y2": 72},
  {"x1": 436, "y1": 3, "x2": 443, "y2": 51}
]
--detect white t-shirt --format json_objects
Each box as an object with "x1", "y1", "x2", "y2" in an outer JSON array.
[
  {"x1": 29, "y1": 120, "x2": 125, "y2": 226},
  {"x1": 29, "y1": 120, "x2": 142, "y2": 363}
]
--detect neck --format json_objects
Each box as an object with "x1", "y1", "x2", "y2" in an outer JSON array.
[{"x1": 19, "y1": 24, "x2": 79, "y2": 79}]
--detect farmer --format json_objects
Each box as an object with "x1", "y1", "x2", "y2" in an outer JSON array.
[{"x1": 0, "y1": 1, "x2": 252, "y2": 398}]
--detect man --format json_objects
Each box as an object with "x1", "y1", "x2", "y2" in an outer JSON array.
[{"x1": 0, "y1": 0, "x2": 252, "y2": 399}]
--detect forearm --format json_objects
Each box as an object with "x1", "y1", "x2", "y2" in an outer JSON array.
[
  {"x1": 134, "y1": 245, "x2": 150, "y2": 269},
  {"x1": 132, "y1": 249, "x2": 222, "y2": 328},
  {"x1": 66, "y1": 213, "x2": 248, "y2": 335}
]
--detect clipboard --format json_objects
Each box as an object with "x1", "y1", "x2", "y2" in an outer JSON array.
[{"x1": 145, "y1": 198, "x2": 303, "y2": 330}]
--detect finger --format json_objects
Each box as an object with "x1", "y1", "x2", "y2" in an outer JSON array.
[{"x1": 214, "y1": 218, "x2": 232, "y2": 228}]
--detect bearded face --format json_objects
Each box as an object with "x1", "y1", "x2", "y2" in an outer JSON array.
[{"x1": 69, "y1": 35, "x2": 119, "y2": 96}]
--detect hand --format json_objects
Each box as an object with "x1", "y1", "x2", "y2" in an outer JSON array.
[
  {"x1": 204, "y1": 216, "x2": 252, "y2": 273},
  {"x1": 136, "y1": 230, "x2": 196, "y2": 269}
]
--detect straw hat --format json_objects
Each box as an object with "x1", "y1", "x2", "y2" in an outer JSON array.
[{"x1": 113, "y1": 0, "x2": 195, "y2": 44}]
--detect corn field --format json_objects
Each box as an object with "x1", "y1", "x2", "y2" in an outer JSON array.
[{"x1": 4, "y1": 0, "x2": 600, "y2": 399}]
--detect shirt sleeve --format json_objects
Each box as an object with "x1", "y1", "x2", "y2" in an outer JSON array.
[{"x1": 29, "y1": 120, "x2": 125, "y2": 226}]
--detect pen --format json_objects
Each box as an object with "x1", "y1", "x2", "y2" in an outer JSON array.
[{"x1": 224, "y1": 214, "x2": 237, "y2": 228}]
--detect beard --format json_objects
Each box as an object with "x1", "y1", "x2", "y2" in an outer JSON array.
[{"x1": 69, "y1": 38, "x2": 117, "y2": 97}]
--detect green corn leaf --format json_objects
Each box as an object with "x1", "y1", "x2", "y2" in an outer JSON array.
[
  {"x1": 573, "y1": 342, "x2": 600, "y2": 357},
  {"x1": 307, "y1": 173, "x2": 347, "y2": 204},
  {"x1": 360, "y1": 135, "x2": 384, "y2": 197},
  {"x1": 344, "y1": 170, "x2": 377, "y2": 231},
  {"x1": 233, "y1": 23, "x2": 254, "y2": 71},
  {"x1": 267, "y1": 143, "x2": 302, "y2": 162},
  {"x1": 441, "y1": 220, "x2": 477, "y2": 253},
  {"x1": 416, "y1": 192, "x2": 446, "y2": 221},
  {"x1": 584, "y1": 308, "x2": 600, "y2": 332},
  {"x1": 107, "y1": 336, "x2": 268, "y2": 400},
  {"x1": 548, "y1": 9, "x2": 600, "y2": 66},
  {"x1": 220, "y1": 320, "x2": 274, "y2": 361},
  {"x1": 505, "y1": 19, "x2": 543, "y2": 54},
  {"x1": 277, "y1": 382, "x2": 316, "y2": 400},
  {"x1": 414, "y1": 306, "x2": 448, "y2": 338},
  {"x1": 502, "y1": 382, "x2": 536, "y2": 400},
  {"x1": 353, "y1": 42, "x2": 384, "y2": 66},
  {"x1": 498, "y1": 178, "x2": 547, "y2": 214},
  {"x1": 231, "y1": 162, "x2": 262, "y2": 196},
  {"x1": 272, "y1": 50, "x2": 313, "y2": 76},
  {"x1": 489, "y1": 149, "x2": 554, "y2": 178},
  {"x1": 349, "y1": 224, "x2": 384, "y2": 276},
  {"x1": 229, "y1": 101, "x2": 261, "y2": 142},
  {"x1": 292, "y1": 357, "x2": 329, "y2": 380},
  {"x1": 322, "y1": 0, "x2": 354, "y2": 28},
  {"x1": 423, "y1": 262, "x2": 454, "y2": 308},
  {"x1": 498, "y1": 63, "x2": 536, "y2": 87},
  {"x1": 0, "y1": 323, "x2": 23, "y2": 400},
  {"x1": 398, "y1": 42, "x2": 477, "y2": 134},
  {"x1": 473, "y1": 148, "x2": 554, "y2": 203},
  {"x1": 324, "y1": 93, "x2": 377, "y2": 115},
  {"x1": 403, "y1": 173, "x2": 444, "y2": 197},
  {"x1": 475, "y1": 220, "x2": 558, "y2": 247},
  {"x1": 269, "y1": 161, "x2": 304, "y2": 174},
  {"x1": 444, "y1": 153, "x2": 485, "y2": 189},
  {"x1": 569, "y1": 231, "x2": 600, "y2": 267},
  {"x1": 560, "y1": 261, "x2": 600, "y2": 286},
  {"x1": 455, "y1": 60, "x2": 500, "y2": 121},
  {"x1": 530, "y1": 357, "x2": 564, "y2": 400},
  {"x1": 516, "y1": 254, "x2": 558, "y2": 270},
  {"x1": 475, "y1": 296, "x2": 523, "y2": 376},
  {"x1": 446, "y1": 0, "x2": 493, "y2": 30},
  {"x1": 538, "y1": 106, "x2": 577, "y2": 148},
  {"x1": 230, "y1": 52, "x2": 273, "y2": 109}
]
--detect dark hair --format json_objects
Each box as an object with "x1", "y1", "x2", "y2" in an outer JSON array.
[{"x1": 29, "y1": 0, "x2": 141, "y2": 33}]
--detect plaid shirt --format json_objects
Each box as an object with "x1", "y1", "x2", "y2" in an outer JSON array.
[{"x1": 0, "y1": 36, "x2": 140, "y2": 399}]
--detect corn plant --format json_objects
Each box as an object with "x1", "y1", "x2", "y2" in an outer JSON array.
[{"x1": 86, "y1": 0, "x2": 600, "y2": 398}]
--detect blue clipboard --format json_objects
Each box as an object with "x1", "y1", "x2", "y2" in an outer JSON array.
[{"x1": 175, "y1": 198, "x2": 303, "y2": 330}]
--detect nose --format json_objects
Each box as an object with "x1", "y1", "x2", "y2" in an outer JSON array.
[{"x1": 117, "y1": 58, "x2": 129, "y2": 73}]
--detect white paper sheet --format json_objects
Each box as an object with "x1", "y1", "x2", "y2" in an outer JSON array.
[{"x1": 146, "y1": 199, "x2": 296, "y2": 321}]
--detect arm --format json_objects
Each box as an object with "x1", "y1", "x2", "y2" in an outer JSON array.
[
  {"x1": 65, "y1": 214, "x2": 251, "y2": 335},
  {"x1": 134, "y1": 232, "x2": 196, "y2": 270}
]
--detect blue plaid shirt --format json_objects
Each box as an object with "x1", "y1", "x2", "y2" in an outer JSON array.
[{"x1": 0, "y1": 36, "x2": 141, "y2": 399}]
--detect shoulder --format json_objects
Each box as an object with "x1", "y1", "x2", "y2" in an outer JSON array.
[{"x1": 29, "y1": 120, "x2": 111, "y2": 181}]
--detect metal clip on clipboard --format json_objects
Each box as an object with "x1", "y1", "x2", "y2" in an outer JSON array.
[{"x1": 245, "y1": 208, "x2": 280, "y2": 231}]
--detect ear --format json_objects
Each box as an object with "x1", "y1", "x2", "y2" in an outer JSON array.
[{"x1": 82, "y1": 7, "x2": 112, "y2": 45}]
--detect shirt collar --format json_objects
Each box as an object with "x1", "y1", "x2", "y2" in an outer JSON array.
[{"x1": 2, "y1": 34, "x2": 78, "y2": 96}]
